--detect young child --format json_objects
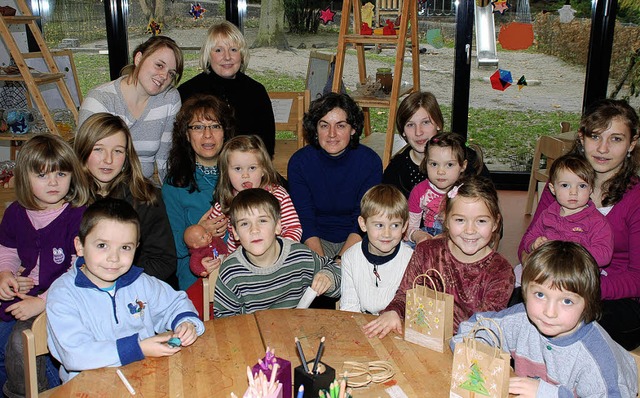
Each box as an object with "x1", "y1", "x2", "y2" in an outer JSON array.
[
  {"x1": 520, "y1": 154, "x2": 613, "y2": 267},
  {"x1": 364, "y1": 175, "x2": 514, "y2": 338},
  {"x1": 406, "y1": 132, "x2": 468, "y2": 246},
  {"x1": 74, "y1": 112, "x2": 178, "y2": 288},
  {"x1": 0, "y1": 134, "x2": 90, "y2": 397},
  {"x1": 213, "y1": 189, "x2": 340, "y2": 318},
  {"x1": 183, "y1": 224, "x2": 228, "y2": 277},
  {"x1": 452, "y1": 241, "x2": 638, "y2": 397},
  {"x1": 46, "y1": 198, "x2": 205, "y2": 382},
  {"x1": 340, "y1": 184, "x2": 414, "y2": 314},
  {"x1": 207, "y1": 135, "x2": 302, "y2": 253}
]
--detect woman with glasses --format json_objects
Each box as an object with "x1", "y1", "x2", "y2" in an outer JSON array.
[
  {"x1": 177, "y1": 21, "x2": 276, "y2": 157},
  {"x1": 79, "y1": 36, "x2": 183, "y2": 183},
  {"x1": 162, "y1": 95, "x2": 234, "y2": 290}
]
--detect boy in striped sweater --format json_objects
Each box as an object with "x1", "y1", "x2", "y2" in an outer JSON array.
[{"x1": 213, "y1": 189, "x2": 341, "y2": 318}]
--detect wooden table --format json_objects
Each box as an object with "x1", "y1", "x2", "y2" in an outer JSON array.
[{"x1": 41, "y1": 310, "x2": 454, "y2": 397}]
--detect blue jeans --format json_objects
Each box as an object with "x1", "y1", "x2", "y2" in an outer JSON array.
[
  {"x1": 1, "y1": 317, "x2": 60, "y2": 398},
  {"x1": 406, "y1": 223, "x2": 443, "y2": 249}
]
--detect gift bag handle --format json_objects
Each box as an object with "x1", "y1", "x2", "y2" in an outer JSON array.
[
  {"x1": 463, "y1": 317, "x2": 505, "y2": 361},
  {"x1": 411, "y1": 269, "x2": 446, "y2": 292}
]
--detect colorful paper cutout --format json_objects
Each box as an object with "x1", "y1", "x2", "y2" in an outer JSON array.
[
  {"x1": 492, "y1": 0, "x2": 511, "y2": 14},
  {"x1": 383, "y1": 19, "x2": 395, "y2": 35},
  {"x1": 146, "y1": 19, "x2": 161, "y2": 35},
  {"x1": 189, "y1": 3, "x2": 206, "y2": 20},
  {"x1": 319, "y1": 7, "x2": 336, "y2": 24},
  {"x1": 490, "y1": 69, "x2": 513, "y2": 91},
  {"x1": 498, "y1": 21, "x2": 534, "y2": 50},
  {"x1": 361, "y1": 2, "x2": 375, "y2": 28},
  {"x1": 517, "y1": 75, "x2": 527, "y2": 90},
  {"x1": 361, "y1": 22, "x2": 373, "y2": 35},
  {"x1": 426, "y1": 29, "x2": 444, "y2": 49}
]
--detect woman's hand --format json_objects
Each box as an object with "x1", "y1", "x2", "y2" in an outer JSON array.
[
  {"x1": 140, "y1": 335, "x2": 181, "y2": 357},
  {"x1": 200, "y1": 213, "x2": 228, "y2": 238},
  {"x1": 5, "y1": 293, "x2": 44, "y2": 321},
  {"x1": 509, "y1": 376, "x2": 539, "y2": 398},
  {"x1": 362, "y1": 311, "x2": 402, "y2": 339},
  {"x1": 311, "y1": 273, "x2": 332, "y2": 295}
]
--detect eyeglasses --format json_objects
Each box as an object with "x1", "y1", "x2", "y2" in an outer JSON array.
[{"x1": 188, "y1": 124, "x2": 223, "y2": 132}]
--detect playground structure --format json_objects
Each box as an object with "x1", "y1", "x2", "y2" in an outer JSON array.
[{"x1": 475, "y1": 3, "x2": 499, "y2": 67}]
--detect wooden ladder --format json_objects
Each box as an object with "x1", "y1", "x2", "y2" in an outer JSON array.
[
  {"x1": 332, "y1": 0, "x2": 420, "y2": 166},
  {"x1": 0, "y1": 0, "x2": 77, "y2": 137}
]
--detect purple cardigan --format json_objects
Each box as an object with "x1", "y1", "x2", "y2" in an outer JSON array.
[
  {"x1": 0, "y1": 202, "x2": 85, "y2": 321},
  {"x1": 520, "y1": 200, "x2": 613, "y2": 267},
  {"x1": 519, "y1": 181, "x2": 640, "y2": 300}
]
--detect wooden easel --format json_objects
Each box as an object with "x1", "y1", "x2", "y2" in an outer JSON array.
[{"x1": 332, "y1": 0, "x2": 421, "y2": 166}]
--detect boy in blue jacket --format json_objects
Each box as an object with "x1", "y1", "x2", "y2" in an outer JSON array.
[{"x1": 46, "y1": 198, "x2": 204, "y2": 382}]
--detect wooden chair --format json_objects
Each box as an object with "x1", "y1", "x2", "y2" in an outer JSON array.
[
  {"x1": 375, "y1": 0, "x2": 403, "y2": 27},
  {"x1": 22, "y1": 311, "x2": 48, "y2": 398},
  {"x1": 202, "y1": 268, "x2": 220, "y2": 321},
  {"x1": 525, "y1": 135, "x2": 571, "y2": 215},
  {"x1": 268, "y1": 90, "x2": 310, "y2": 149}
]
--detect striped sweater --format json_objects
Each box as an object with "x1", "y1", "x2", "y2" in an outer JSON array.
[
  {"x1": 209, "y1": 184, "x2": 302, "y2": 253},
  {"x1": 79, "y1": 76, "x2": 180, "y2": 182},
  {"x1": 213, "y1": 239, "x2": 341, "y2": 318}
]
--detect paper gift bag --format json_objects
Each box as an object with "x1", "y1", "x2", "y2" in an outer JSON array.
[
  {"x1": 252, "y1": 356, "x2": 292, "y2": 398},
  {"x1": 450, "y1": 320, "x2": 510, "y2": 398},
  {"x1": 404, "y1": 269, "x2": 454, "y2": 352}
]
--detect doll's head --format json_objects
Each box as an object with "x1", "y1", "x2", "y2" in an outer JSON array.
[{"x1": 184, "y1": 224, "x2": 213, "y2": 249}]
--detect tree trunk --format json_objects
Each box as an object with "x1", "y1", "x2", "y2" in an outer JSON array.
[
  {"x1": 252, "y1": 0, "x2": 290, "y2": 50},
  {"x1": 155, "y1": 0, "x2": 165, "y2": 24},
  {"x1": 138, "y1": 0, "x2": 152, "y2": 20}
]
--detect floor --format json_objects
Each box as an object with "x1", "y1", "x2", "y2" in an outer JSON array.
[{"x1": 274, "y1": 139, "x2": 532, "y2": 266}]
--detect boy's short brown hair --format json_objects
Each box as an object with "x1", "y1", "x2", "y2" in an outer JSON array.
[
  {"x1": 360, "y1": 184, "x2": 408, "y2": 223},
  {"x1": 522, "y1": 240, "x2": 601, "y2": 323},
  {"x1": 228, "y1": 188, "x2": 281, "y2": 228}
]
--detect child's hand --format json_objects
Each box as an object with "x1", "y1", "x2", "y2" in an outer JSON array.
[
  {"x1": 311, "y1": 273, "x2": 332, "y2": 295},
  {"x1": 412, "y1": 230, "x2": 432, "y2": 244},
  {"x1": 532, "y1": 236, "x2": 548, "y2": 251},
  {"x1": 16, "y1": 275, "x2": 35, "y2": 293},
  {"x1": 0, "y1": 271, "x2": 19, "y2": 301},
  {"x1": 199, "y1": 257, "x2": 222, "y2": 277},
  {"x1": 174, "y1": 322, "x2": 198, "y2": 347},
  {"x1": 140, "y1": 335, "x2": 181, "y2": 357},
  {"x1": 5, "y1": 293, "x2": 44, "y2": 321},
  {"x1": 509, "y1": 376, "x2": 540, "y2": 397},
  {"x1": 362, "y1": 311, "x2": 403, "y2": 339}
]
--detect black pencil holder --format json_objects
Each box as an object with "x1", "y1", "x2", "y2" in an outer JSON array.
[{"x1": 293, "y1": 361, "x2": 335, "y2": 398}]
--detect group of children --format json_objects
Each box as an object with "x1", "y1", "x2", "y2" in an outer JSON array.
[{"x1": 0, "y1": 99, "x2": 637, "y2": 397}]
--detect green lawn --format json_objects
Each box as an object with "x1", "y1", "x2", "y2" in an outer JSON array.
[{"x1": 74, "y1": 52, "x2": 580, "y2": 168}]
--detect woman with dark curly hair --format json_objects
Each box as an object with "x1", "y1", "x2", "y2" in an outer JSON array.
[
  {"x1": 162, "y1": 94, "x2": 234, "y2": 290},
  {"x1": 518, "y1": 98, "x2": 640, "y2": 350},
  {"x1": 288, "y1": 93, "x2": 382, "y2": 266}
]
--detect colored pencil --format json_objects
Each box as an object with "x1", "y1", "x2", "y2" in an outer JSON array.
[
  {"x1": 311, "y1": 336, "x2": 325, "y2": 374},
  {"x1": 295, "y1": 337, "x2": 310, "y2": 373},
  {"x1": 116, "y1": 369, "x2": 136, "y2": 395},
  {"x1": 296, "y1": 384, "x2": 304, "y2": 398}
]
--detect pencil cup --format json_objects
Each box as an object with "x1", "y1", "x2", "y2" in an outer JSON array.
[
  {"x1": 243, "y1": 382, "x2": 283, "y2": 398},
  {"x1": 294, "y1": 362, "x2": 335, "y2": 398}
]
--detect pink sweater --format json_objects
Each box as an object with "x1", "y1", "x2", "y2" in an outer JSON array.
[
  {"x1": 208, "y1": 184, "x2": 302, "y2": 253},
  {"x1": 519, "y1": 181, "x2": 640, "y2": 300}
]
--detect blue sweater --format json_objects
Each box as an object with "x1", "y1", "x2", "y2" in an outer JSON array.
[
  {"x1": 287, "y1": 145, "x2": 382, "y2": 243},
  {"x1": 162, "y1": 167, "x2": 218, "y2": 290},
  {"x1": 46, "y1": 257, "x2": 204, "y2": 382}
]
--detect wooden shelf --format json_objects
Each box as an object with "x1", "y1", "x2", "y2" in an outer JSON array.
[
  {"x1": 3, "y1": 15, "x2": 39, "y2": 24},
  {"x1": 0, "y1": 72, "x2": 65, "y2": 84},
  {"x1": 343, "y1": 34, "x2": 400, "y2": 44}
]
